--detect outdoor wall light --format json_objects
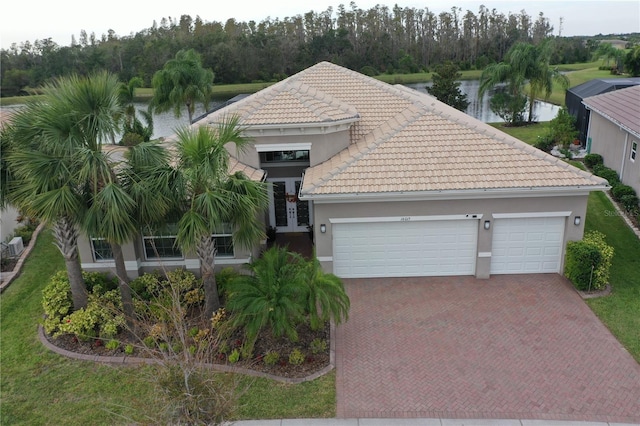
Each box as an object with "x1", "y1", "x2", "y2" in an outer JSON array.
[
  {"x1": 320, "y1": 224, "x2": 327, "y2": 233},
  {"x1": 484, "y1": 220, "x2": 491, "y2": 230},
  {"x1": 574, "y1": 216, "x2": 581, "y2": 226}
]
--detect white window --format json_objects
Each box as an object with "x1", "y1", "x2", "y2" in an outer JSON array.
[
  {"x1": 91, "y1": 238, "x2": 113, "y2": 262},
  {"x1": 631, "y1": 141, "x2": 637, "y2": 162},
  {"x1": 212, "y1": 224, "x2": 234, "y2": 258},
  {"x1": 143, "y1": 225, "x2": 182, "y2": 260}
]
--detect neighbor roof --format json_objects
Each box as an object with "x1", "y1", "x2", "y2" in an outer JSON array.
[
  {"x1": 197, "y1": 62, "x2": 607, "y2": 197},
  {"x1": 567, "y1": 78, "x2": 640, "y2": 99},
  {"x1": 582, "y1": 85, "x2": 640, "y2": 138}
]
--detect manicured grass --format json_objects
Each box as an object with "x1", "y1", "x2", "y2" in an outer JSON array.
[
  {"x1": 0, "y1": 230, "x2": 335, "y2": 424},
  {"x1": 584, "y1": 191, "x2": 640, "y2": 362},
  {"x1": 489, "y1": 121, "x2": 550, "y2": 145}
]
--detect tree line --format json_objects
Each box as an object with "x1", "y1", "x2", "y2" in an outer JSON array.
[{"x1": 2, "y1": 2, "x2": 619, "y2": 97}]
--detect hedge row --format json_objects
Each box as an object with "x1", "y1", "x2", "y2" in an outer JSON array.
[{"x1": 583, "y1": 154, "x2": 639, "y2": 213}]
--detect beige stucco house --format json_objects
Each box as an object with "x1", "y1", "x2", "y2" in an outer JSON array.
[
  {"x1": 583, "y1": 85, "x2": 640, "y2": 196},
  {"x1": 80, "y1": 62, "x2": 608, "y2": 279}
]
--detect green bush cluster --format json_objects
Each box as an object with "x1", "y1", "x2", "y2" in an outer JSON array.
[
  {"x1": 42, "y1": 270, "x2": 125, "y2": 339},
  {"x1": 585, "y1": 156, "x2": 639, "y2": 214},
  {"x1": 592, "y1": 164, "x2": 620, "y2": 186},
  {"x1": 564, "y1": 231, "x2": 614, "y2": 291},
  {"x1": 309, "y1": 338, "x2": 328, "y2": 354},
  {"x1": 288, "y1": 348, "x2": 305, "y2": 366},
  {"x1": 583, "y1": 153, "x2": 603, "y2": 169},
  {"x1": 533, "y1": 135, "x2": 555, "y2": 153},
  {"x1": 225, "y1": 247, "x2": 350, "y2": 347},
  {"x1": 263, "y1": 350, "x2": 280, "y2": 366}
]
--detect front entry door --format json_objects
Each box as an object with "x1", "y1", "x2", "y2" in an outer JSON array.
[{"x1": 268, "y1": 178, "x2": 310, "y2": 233}]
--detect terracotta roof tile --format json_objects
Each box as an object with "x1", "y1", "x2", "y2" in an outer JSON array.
[{"x1": 192, "y1": 61, "x2": 607, "y2": 196}]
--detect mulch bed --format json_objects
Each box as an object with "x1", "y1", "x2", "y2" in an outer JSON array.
[{"x1": 44, "y1": 321, "x2": 330, "y2": 379}]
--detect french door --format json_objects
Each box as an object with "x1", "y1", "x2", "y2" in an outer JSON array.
[{"x1": 268, "y1": 178, "x2": 311, "y2": 233}]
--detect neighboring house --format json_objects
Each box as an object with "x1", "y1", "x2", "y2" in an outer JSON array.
[
  {"x1": 565, "y1": 77, "x2": 640, "y2": 144},
  {"x1": 80, "y1": 62, "x2": 607, "y2": 279},
  {"x1": 582, "y1": 85, "x2": 640, "y2": 195}
]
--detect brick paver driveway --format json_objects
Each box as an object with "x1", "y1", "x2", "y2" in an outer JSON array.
[{"x1": 335, "y1": 274, "x2": 640, "y2": 423}]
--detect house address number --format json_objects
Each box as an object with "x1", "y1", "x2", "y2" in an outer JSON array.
[{"x1": 400, "y1": 217, "x2": 411, "y2": 221}]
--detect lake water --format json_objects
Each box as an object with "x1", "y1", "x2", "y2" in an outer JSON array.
[
  {"x1": 404, "y1": 80, "x2": 560, "y2": 124},
  {"x1": 2, "y1": 80, "x2": 559, "y2": 141},
  {"x1": 147, "y1": 80, "x2": 559, "y2": 139}
]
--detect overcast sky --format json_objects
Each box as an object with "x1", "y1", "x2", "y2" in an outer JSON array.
[{"x1": 1, "y1": 1, "x2": 639, "y2": 50}]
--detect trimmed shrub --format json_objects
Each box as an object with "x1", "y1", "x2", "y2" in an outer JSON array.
[
  {"x1": 288, "y1": 348, "x2": 305, "y2": 365},
  {"x1": 564, "y1": 231, "x2": 613, "y2": 291},
  {"x1": 583, "y1": 153, "x2": 603, "y2": 169},
  {"x1": 620, "y1": 194, "x2": 640, "y2": 213},
  {"x1": 533, "y1": 135, "x2": 555, "y2": 152},
  {"x1": 564, "y1": 241, "x2": 602, "y2": 291},
  {"x1": 611, "y1": 184, "x2": 637, "y2": 202},
  {"x1": 592, "y1": 164, "x2": 620, "y2": 186}
]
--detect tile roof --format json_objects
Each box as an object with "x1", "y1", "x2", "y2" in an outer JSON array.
[
  {"x1": 582, "y1": 85, "x2": 640, "y2": 137},
  {"x1": 198, "y1": 62, "x2": 607, "y2": 196}
]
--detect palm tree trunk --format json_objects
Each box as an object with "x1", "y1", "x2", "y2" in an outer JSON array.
[
  {"x1": 196, "y1": 235, "x2": 220, "y2": 319},
  {"x1": 52, "y1": 218, "x2": 87, "y2": 310},
  {"x1": 110, "y1": 242, "x2": 135, "y2": 330}
]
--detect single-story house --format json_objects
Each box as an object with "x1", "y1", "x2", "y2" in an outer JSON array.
[
  {"x1": 565, "y1": 78, "x2": 640, "y2": 145},
  {"x1": 79, "y1": 62, "x2": 608, "y2": 279},
  {"x1": 583, "y1": 85, "x2": 640, "y2": 195}
]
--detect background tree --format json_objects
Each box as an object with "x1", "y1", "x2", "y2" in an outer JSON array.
[
  {"x1": 151, "y1": 49, "x2": 214, "y2": 124},
  {"x1": 172, "y1": 117, "x2": 269, "y2": 318},
  {"x1": 119, "y1": 77, "x2": 154, "y2": 145},
  {"x1": 426, "y1": 62, "x2": 469, "y2": 111},
  {"x1": 479, "y1": 41, "x2": 568, "y2": 124},
  {"x1": 625, "y1": 45, "x2": 640, "y2": 77}
]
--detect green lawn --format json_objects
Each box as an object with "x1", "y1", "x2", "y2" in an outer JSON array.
[
  {"x1": 0, "y1": 231, "x2": 335, "y2": 425},
  {"x1": 584, "y1": 191, "x2": 640, "y2": 362},
  {"x1": 489, "y1": 121, "x2": 550, "y2": 144}
]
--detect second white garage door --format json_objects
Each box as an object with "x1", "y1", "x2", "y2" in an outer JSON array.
[
  {"x1": 490, "y1": 216, "x2": 565, "y2": 274},
  {"x1": 332, "y1": 219, "x2": 478, "y2": 278}
]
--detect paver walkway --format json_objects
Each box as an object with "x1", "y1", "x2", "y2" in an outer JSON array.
[{"x1": 335, "y1": 275, "x2": 640, "y2": 423}]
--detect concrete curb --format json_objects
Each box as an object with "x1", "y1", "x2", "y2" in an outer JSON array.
[{"x1": 0, "y1": 222, "x2": 46, "y2": 293}]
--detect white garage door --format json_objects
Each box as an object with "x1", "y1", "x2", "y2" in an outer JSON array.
[
  {"x1": 491, "y1": 217, "x2": 565, "y2": 274},
  {"x1": 332, "y1": 219, "x2": 478, "y2": 278}
]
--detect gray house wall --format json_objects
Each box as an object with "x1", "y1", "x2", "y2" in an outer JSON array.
[
  {"x1": 588, "y1": 113, "x2": 640, "y2": 195},
  {"x1": 312, "y1": 194, "x2": 589, "y2": 279}
]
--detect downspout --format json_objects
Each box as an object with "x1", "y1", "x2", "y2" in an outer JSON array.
[
  {"x1": 620, "y1": 130, "x2": 629, "y2": 180},
  {"x1": 585, "y1": 108, "x2": 593, "y2": 153}
]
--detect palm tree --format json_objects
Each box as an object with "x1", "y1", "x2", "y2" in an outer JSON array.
[
  {"x1": 5, "y1": 72, "x2": 172, "y2": 322},
  {"x1": 172, "y1": 116, "x2": 269, "y2": 319},
  {"x1": 479, "y1": 40, "x2": 569, "y2": 124},
  {"x1": 151, "y1": 49, "x2": 214, "y2": 125},
  {"x1": 6, "y1": 94, "x2": 90, "y2": 310},
  {"x1": 119, "y1": 77, "x2": 154, "y2": 144}
]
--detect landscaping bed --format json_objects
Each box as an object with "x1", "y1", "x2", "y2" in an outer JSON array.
[{"x1": 44, "y1": 320, "x2": 330, "y2": 379}]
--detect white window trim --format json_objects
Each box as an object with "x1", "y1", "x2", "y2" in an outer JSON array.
[
  {"x1": 255, "y1": 143, "x2": 312, "y2": 152},
  {"x1": 631, "y1": 140, "x2": 637, "y2": 162}
]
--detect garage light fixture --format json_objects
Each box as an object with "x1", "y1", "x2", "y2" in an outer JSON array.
[
  {"x1": 574, "y1": 216, "x2": 581, "y2": 226},
  {"x1": 484, "y1": 220, "x2": 491, "y2": 230},
  {"x1": 320, "y1": 224, "x2": 326, "y2": 233}
]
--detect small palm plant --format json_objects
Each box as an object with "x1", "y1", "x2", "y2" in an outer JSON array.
[
  {"x1": 303, "y1": 256, "x2": 350, "y2": 331},
  {"x1": 226, "y1": 246, "x2": 307, "y2": 345},
  {"x1": 226, "y1": 246, "x2": 351, "y2": 347}
]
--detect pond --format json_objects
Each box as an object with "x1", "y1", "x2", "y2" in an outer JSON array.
[
  {"x1": 2, "y1": 79, "x2": 560, "y2": 141},
  {"x1": 403, "y1": 80, "x2": 560, "y2": 124},
  {"x1": 146, "y1": 80, "x2": 560, "y2": 139}
]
